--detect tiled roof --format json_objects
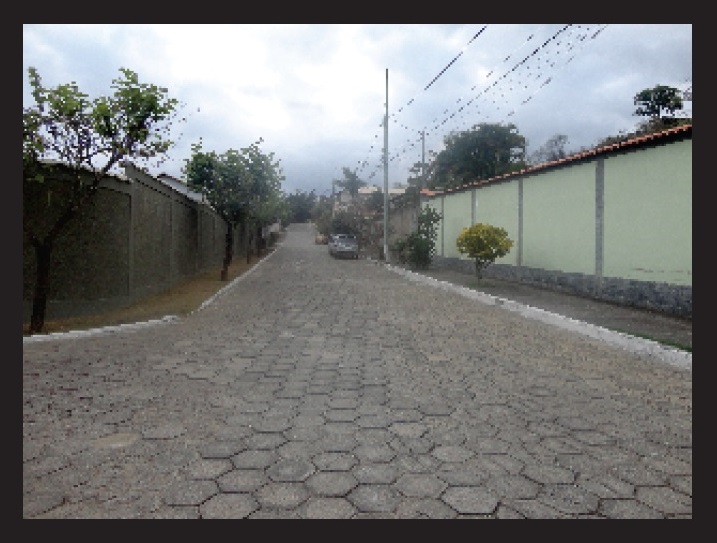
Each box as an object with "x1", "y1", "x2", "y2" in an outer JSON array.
[{"x1": 423, "y1": 124, "x2": 692, "y2": 197}]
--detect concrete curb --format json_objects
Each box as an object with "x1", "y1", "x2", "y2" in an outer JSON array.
[{"x1": 386, "y1": 263, "x2": 692, "y2": 372}]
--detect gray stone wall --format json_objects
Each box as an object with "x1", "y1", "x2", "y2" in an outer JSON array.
[
  {"x1": 431, "y1": 256, "x2": 692, "y2": 319},
  {"x1": 23, "y1": 163, "x2": 241, "y2": 323}
]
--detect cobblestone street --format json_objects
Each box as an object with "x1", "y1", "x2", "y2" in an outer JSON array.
[{"x1": 23, "y1": 223, "x2": 692, "y2": 518}]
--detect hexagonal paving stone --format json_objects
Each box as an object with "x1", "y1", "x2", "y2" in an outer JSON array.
[
  {"x1": 305, "y1": 471, "x2": 358, "y2": 497},
  {"x1": 217, "y1": 469, "x2": 268, "y2": 493},
  {"x1": 348, "y1": 485, "x2": 401, "y2": 513},
  {"x1": 352, "y1": 463, "x2": 399, "y2": 484},
  {"x1": 484, "y1": 475, "x2": 540, "y2": 500},
  {"x1": 537, "y1": 484, "x2": 600, "y2": 515},
  {"x1": 312, "y1": 452, "x2": 358, "y2": 471},
  {"x1": 599, "y1": 499, "x2": 664, "y2": 519},
  {"x1": 315, "y1": 433, "x2": 359, "y2": 452},
  {"x1": 199, "y1": 493, "x2": 259, "y2": 519},
  {"x1": 388, "y1": 422, "x2": 427, "y2": 439},
  {"x1": 323, "y1": 409, "x2": 359, "y2": 422},
  {"x1": 353, "y1": 443, "x2": 396, "y2": 463},
  {"x1": 244, "y1": 433, "x2": 288, "y2": 450},
  {"x1": 635, "y1": 486, "x2": 691, "y2": 516},
  {"x1": 266, "y1": 458, "x2": 316, "y2": 482},
  {"x1": 395, "y1": 498, "x2": 458, "y2": 519},
  {"x1": 142, "y1": 422, "x2": 187, "y2": 440},
  {"x1": 232, "y1": 449, "x2": 278, "y2": 470},
  {"x1": 417, "y1": 403, "x2": 454, "y2": 416},
  {"x1": 522, "y1": 464, "x2": 575, "y2": 485},
  {"x1": 199, "y1": 440, "x2": 246, "y2": 459},
  {"x1": 441, "y1": 486, "x2": 499, "y2": 515},
  {"x1": 431, "y1": 445, "x2": 474, "y2": 463},
  {"x1": 186, "y1": 459, "x2": 233, "y2": 480},
  {"x1": 395, "y1": 473, "x2": 447, "y2": 498},
  {"x1": 251, "y1": 416, "x2": 293, "y2": 433},
  {"x1": 164, "y1": 480, "x2": 219, "y2": 506},
  {"x1": 255, "y1": 482, "x2": 310, "y2": 509},
  {"x1": 302, "y1": 497, "x2": 357, "y2": 519}
]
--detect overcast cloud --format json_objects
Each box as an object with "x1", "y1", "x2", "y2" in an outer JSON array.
[{"x1": 22, "y1": 24, "x2": 692, "y2": 195}]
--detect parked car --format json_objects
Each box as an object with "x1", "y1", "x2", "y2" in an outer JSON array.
[{"x1": 328, "y1": 233, "x2": 359, "y2": 259}]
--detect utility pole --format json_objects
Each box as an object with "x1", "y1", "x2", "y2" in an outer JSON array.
[
  {"x1": 421, "y1": 130, "x2": 425, "y2": 187},
  {"x1": 383, "y1": 68, "x2": 389, "y2": 262}
]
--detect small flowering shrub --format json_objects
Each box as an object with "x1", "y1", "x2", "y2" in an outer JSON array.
[{"x1": 456, "y1": 223, "x2": 513, "y2": 278}]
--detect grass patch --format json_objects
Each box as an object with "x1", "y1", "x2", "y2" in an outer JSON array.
[{"x1": 24, "y1": 250, "x2": 272, "y2": 336}]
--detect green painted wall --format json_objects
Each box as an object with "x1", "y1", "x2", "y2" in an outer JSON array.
[
  {"x1": 474, "y1": 182, "x2": 520, "y2": 265},
  {"x1": 603, "y1": 140, "x2": 692, "y2": 285},
  {"x1": 442, "y1": 191, "x2": 473, "y2": 258},
  {"x1": 522, "y1": 163, "x2": 595, "y2": 274}
]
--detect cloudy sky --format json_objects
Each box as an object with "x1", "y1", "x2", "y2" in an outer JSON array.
[{"x1": 22, "y1": 24, "x2": 692, "y2": 195}]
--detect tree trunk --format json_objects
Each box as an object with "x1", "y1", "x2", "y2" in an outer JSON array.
[
  {"x1": 29, "y1": 239, "x2": 53, "y2": 334},
  {"x1": 221, "y1": 221, "x2": 233, "y2": 281},
  {"x1": 475, "y1": 259, "x2": 483, "y2": 279},
  {"x1": 246, "y1": 221, "x2": 253, "y2": 264}
]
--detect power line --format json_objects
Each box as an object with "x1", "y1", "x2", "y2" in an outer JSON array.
[
  {"x1": 364, "y1": 24, "x2": 608, "y2": 181},
  {"x1": 423, "y1": 26, "x2": 488, "y2": 91}
]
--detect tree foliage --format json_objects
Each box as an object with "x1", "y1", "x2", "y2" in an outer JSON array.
[
  {"x1": 334, "y1": 167, "x2": 366, "y2": 197},
  {"x1": 311, "y1": 197, "x2": 333, "y2": 235},
  {"x1": 286, "y1": 190, "x2": 318, "y2": 223},
  {"x1": 23, "y1": 66, "x2": 182, "y2": 333},
  {"x1": 456, "y1": 223, "x2": 513, "y2": 278},
  {"x1": 183, "y1": 139, "x2": 284, "y2": 279},
  {"x1": 528, "y1": 134, "x2": 569, "y2": 165},
  {"x1": 427, "y1": 123, "x2": 527, "y2": 190},
  {"x1": 634, "y1": 85, "x2": 684, "y2": 119}
]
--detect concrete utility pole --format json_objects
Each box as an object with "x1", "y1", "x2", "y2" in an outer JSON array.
[
  {"x1": 383, "y1": 68, "x2": 389, "y2": 262},
  {"x1": 421, "y1": 130, "x2": 425, "y2": 187}
]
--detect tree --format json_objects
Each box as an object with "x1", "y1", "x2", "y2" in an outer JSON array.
[
  {"x1": 286, "y1": 190, "x2": 318, "y2": 223},
  {"x1": 597, "y1": 84, "x2": 690, "y2": 147},
  {"x1": 334, "y1": 167, "x2": 366, "y2": 197},
  {"x1": 456, "y1": 223, "x2": 513, "y2": 278},
  {"x1": 528, "y1": 134, "x2": 569, "y2": 165},
  {"x1": 23, "y1": 66, "x2": 182, "y2": 333},
  {"x1": 184, "y1": 139, "x2": 284, "y2": 278},
  {"x1": 427, "y1": 123, "x2": 527, "y2": 190},
  {"x1": 634, "y1": 85, "x2": 684, "y2": 120},
  {"x1": 241, "y1": 141, "x2": 285, "y2": 258},
  {"x1": 311, "y1": 197, "x2": 333, "y2": 236}
]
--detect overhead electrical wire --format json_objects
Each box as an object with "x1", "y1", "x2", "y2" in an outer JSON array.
[
  {"x1": 359, "y1": 24, "x2": 609, "y2": 182},
  {"x1": 353, "y1": 25, "x2": 489, "y2": 179}
]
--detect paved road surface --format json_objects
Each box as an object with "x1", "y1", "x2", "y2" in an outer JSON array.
[{"x1": 23, "y1": 223, "x2": 692, "y2": 518}]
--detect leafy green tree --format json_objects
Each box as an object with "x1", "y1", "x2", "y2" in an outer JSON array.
[
  {"x1": 184, "y1": 139, "x2": 284, "y2": 278},
  {"x1": 23, "y1": 66, "x2": 182, "y2": 333},
  {"x1": 310, "y1": 197, "x2": 333, "y2": 236},
  {"x1": 427, "y1": 123, "x2": 527, "y2": 189},
  {"x1": 286, "y1": 190, "x2": 318, "y2": 223},
  {"x1": 334, "y1": 167, "x2": 366, "y2": 197},
  {"x1": 242, "y1": 141, "x2": 285, "y2": 257},
  {"x1": 456, "y1": 223, "x2": 513, "y2": 278},
  {"x1": 634, "y1": 84, "x2": 684, "y2": 120}
]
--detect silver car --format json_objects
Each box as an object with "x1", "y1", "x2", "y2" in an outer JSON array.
[{"x1": 328, "y1": 233, "x2": 359, "y2": 259}]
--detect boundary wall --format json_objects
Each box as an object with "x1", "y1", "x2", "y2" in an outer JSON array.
[
  {"x1": 423, "y1": 127, "x2": 692, "y2": 318},
  {"x1": 23, "y1": 162, "x2": 241, "y2": 323}
]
